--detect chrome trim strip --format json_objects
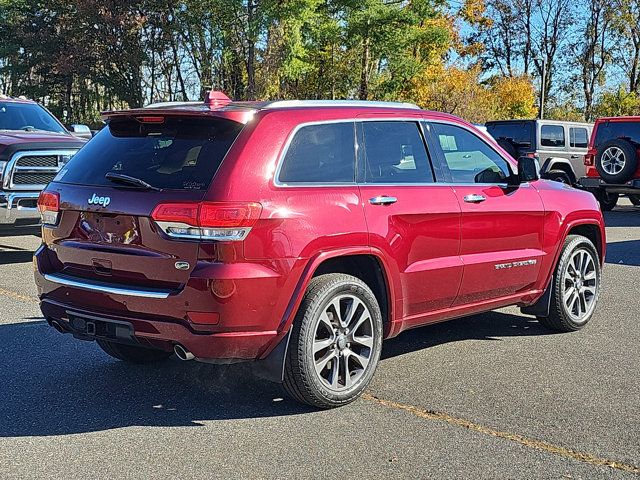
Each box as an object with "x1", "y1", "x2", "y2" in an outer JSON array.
[{"x1": 43, "y1": 273, "x2": 172, "y2": 299}]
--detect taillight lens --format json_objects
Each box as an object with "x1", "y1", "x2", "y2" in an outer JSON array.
[
  {"x1": 151, "y1": 202, "x2": 262, "y2": 241},
  {"x1": 584, "y1": 152, "x2": 595, "y2": 166},
  {"x1": 37, "y1": 191, "x2": 60, "y2": 226}
]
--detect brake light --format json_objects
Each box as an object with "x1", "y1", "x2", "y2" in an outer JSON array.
[
  {"x1": 584, "y1": 152, "x2": 595, "y2": 166},
  {"x1": 151, "y1": 202, "x2": 262, "y2": 241},
  {"x1": 37, "y1": 191, "x2": 60, "y2": 226},
  {"x1": 136, "y1": 116, "x2": 165, "y2": 124}
]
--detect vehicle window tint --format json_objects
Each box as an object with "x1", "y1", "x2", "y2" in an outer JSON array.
[
  {"x1": 541, "y1": 125, "x2": 565, "y2": 147},
  {"x1": 0, "y1": 102, "x2": 66, "y2": 133},
  {"x1": 57, "y1": 117, "x2": 242, "y2": 190},
  {"x1": 430, "y1": 122, "x2": 511, "y2": 184},
  {"x1": 361, "y1": 121, "x2": 433, "y2": 183},
  {"x1": 594, "y1": 121, "x2": 640, "y2": 148},
  {"x1": 485, "y1": 121, "x2": 533, "y2": 147},
  {"x1": 278, "y1": 122, "x2": 355, "y2": 183},
  {"x1": 569, "y1": 127, "x2": 589, "y2": 148}
]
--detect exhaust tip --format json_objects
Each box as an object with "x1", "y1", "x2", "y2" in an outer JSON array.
[
  {"x1": 49, "y1": 320, "x2": 65, "y2": 334},
  {"x1": 173, "y1": 344, "x2": 195, "y2": 361}
]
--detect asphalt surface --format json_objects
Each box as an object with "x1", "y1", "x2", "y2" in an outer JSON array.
[{"x1": 0, "y1": 199, "x2": 638, "y2": 479}]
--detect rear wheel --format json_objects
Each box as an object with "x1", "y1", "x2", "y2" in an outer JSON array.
[
  {"x1": 538, "y1": 235, "x2": 601, "y2": 332},
  {"x1": 596, "y1": 191, "x2": 618, "y2": 211},
  {"x1": 629, "y1": 194, "x2": 640, "y2": 206},
  {"x1": 545, "y1": 169, "x2": 572, "y2": 185},
  {"x1": 283, "y1": 273, "x2": 383, "y2": 408},
  {"x1": 96, "y1": 339, "x2": 172, "y2": 364}
]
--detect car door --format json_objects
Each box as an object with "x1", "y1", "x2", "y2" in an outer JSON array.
[
  {"x1": 356, "y1": 119, "x2": 462, "y2": 320},
  {"x1": 425, "y1": 121, "x2": 545, "y2": 306}
]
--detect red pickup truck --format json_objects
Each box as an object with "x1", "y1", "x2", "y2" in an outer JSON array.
[{"x1": 0, "y1": 95, "x2": 86, "y2": 234}]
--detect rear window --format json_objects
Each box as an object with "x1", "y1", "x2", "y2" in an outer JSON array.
[
  {"x1": 541, "y1": 125, "x2": 565, "y2": 147},
  {"x1": 485, "y1": 122, "x2": 533, "y2": 146},
  {"x1": 56, "y1": 117, "x2": 243, "y2": 190},
  {"x1": 278, "y1": 122, "x2": 355, "y2": 184},
  {"x1": 594, "y1": 121, "x2": 640, "y2": 148},
  {"x1": 570, "y1": 127, "x2": 589, "y2": 148}
]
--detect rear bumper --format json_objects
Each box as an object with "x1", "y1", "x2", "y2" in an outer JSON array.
[
  {"x1": 34, "y1": 245, "x2": 300, "y2": 360},
  {"x1": 0, "y1": 191, "x2": 41, "y2": 226},
  {"x1": 40, "y1": 298, "x2": 280, "y2": 360},
  {"x1": 578, "y1": 177, "x2": 640, "y2": 194}
]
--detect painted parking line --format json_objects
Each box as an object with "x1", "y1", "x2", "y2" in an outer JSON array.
[
  {"x1": 0, "y1": 287, "x2": 38, "y2": 304},
  {"x1": 363, "y1": 393, "x2": 640, "y2": 475}
]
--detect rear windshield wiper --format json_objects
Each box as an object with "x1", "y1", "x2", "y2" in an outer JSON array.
[{"x1": 105, "y1": 172, "x2": 162, "y2": 192}]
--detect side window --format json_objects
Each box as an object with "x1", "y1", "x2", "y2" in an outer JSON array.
[
  {"x1": 278, "y1": 122, "x2": 355, "y2": 184},
  {"x1": 541, "y1": 125, "x2": 566, "y2": 147},
  {"x1": 429, "y1": 122, "x2": 511, "y2": 184},
  {"x1": 361, "y1": 121, "x2": 433, "y2": 183},
  {"x1": 569, "y1": 127, "x2": 589, "y2": 148}
]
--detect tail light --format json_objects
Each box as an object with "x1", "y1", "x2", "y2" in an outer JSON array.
[
  {"x1": 151, "y1": 201, "x2": 262, "y2": 241},
  {"x1": 37, "y1": 191, "x2": 60, "y2": 226},
  {"x1": 584, "y1": 151, "x2": 595, "y2": 166}
]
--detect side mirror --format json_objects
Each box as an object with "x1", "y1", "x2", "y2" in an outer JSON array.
[
  {"x1": 516, "y1": 156, "x2": 539, "y2": 183},
  {"x1": 69, "y1": 124, "x2": 92, "y2": 139}
]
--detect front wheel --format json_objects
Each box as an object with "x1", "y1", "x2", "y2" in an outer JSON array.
[
  {"x1": 283, "y1": 273, "x2": 383, "y2": 408},
  {"x1": 538, "y1": 235, "x2": 601, "y2": 332}
]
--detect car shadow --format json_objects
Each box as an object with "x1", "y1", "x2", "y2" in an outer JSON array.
[
  {"x1": 0, "y1": 310, "x2": 551, "y2": 438},
  {"x1": 0, "y1": 250, "x2": 34, "y2": 265},
  {"x1": 603, "y1": 206, "x2": 640, "y2": 227},
  {"x1": 381, "y1": 310, "x2": 550, "y2": 360},
  {"x1": 605, "y1": 239, "x2": 640, "y2": 267}
]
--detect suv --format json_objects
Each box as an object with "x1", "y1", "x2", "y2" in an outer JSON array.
[
  {"x1": 34, "y1": 94, "x2": 605, "y2": 408},
  {"x1": 485, "y1": 119, "x2": 593, "y2": 185},
  {"x1": 579, "y1": 117, "x2": 640, "y2": 210},
  {"x1": 0, "y1": 95, "x2": 87, "y2": 234}
]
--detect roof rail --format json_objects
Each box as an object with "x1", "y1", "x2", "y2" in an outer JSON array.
[
  {"x1": 144, "y1": 101, "x2": 202, "y2": 109},
  {"x1": 261, "y1": 100, "x2": 421, "y2": 110}
]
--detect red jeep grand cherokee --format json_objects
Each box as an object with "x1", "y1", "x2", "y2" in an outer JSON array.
[{"x1": 34, "y1": 94, "x2": 606, "y2": 408}]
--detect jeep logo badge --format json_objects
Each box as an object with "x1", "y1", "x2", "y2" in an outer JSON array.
[{"x1": 88, "y1": 193, "x2": 111, "y2": 207}]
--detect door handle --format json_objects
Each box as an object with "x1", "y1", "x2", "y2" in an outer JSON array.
[
  {"x1": 570, "y1": 155, "x2": 580, "y2": 159},
  {"x1": 463, "y1": 194, "x2": 486, "y2": 203},
  {"x1": 369, "y1": 195, "x2": 397, "y2": 206}
]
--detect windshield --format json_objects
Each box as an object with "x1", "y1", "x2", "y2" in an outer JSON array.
[
  {"x1": 56, "y1": 116, "x2": 243, "y2": 191},
  {"x1": 0, "y1": 102, "x2": 66, "y2": 133}
]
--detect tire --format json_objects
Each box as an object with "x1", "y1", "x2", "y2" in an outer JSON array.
[
  {"x1": 596, "y1": 191, "x2": 619, "y2": 211},
  {"x1": 545, "y1": 169, "x2": 572, "y2": 185},
  {"x1": 595, "y1": 139, "x2": 638, "y2": 183},
  {"x1": 283, "y1": 273, "x2": 383, "y2": 409},
  {"x1": 629, "y1": 194, "x2": 640, "y2": 206},
  {"x1": 496, "y1": 138, "x2": 518, "y2": 159},
  {"x1": 537, "y1": 235, "x2": 601, "y2": 332},
  {"x1": 96, "y1": 339, "x2": 172, "y2": 364}
]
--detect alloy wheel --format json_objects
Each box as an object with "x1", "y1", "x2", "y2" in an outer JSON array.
[
  {"x1": 312, "y1": 294, "x2": 374, "y2": 391},
  {"x1": 601, "y1": 147, "x2": 626, "y2": 175},
  {"x1": 562, "y1": 248, "x2": 598, "y2": 322}
]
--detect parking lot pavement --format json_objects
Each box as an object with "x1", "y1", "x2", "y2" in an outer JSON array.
[{"x1": 0, "y1": 200, "x2": 638, "y2": 479}]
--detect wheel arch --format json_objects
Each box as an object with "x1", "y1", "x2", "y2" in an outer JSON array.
[{"x1": 541, "y1": 157, "x2": 577, "y2": 184}]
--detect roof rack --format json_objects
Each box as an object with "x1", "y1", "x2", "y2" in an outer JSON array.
[{"x1": 261, "y1": 100, "x2": 421, "y2": 110}]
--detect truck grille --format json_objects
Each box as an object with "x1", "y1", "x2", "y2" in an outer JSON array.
[
  {"x1": 13, "y1": 172, "x2": 58, "y2": 185},
  {"x1": 15, "y1": 155, "x2": 58, "y2": 168},
  {"x1": 6, "y1": 149, "x2": 79, "y2": 190}
]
